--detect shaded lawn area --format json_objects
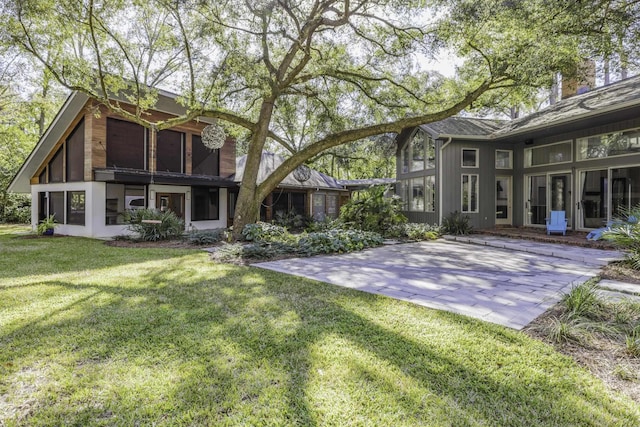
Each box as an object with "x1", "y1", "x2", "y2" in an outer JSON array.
[{"x1": 0, "y1": 225, "x2": 638, "y2": 426}]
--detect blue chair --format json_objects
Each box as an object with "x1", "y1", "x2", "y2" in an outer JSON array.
[{"x1": 546, "y1": 210, "x2": 568, "y2": 236}]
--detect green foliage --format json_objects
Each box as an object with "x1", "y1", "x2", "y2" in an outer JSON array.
[
  {"x1": 36, "y1": 214, "x2": 57, "y2": 235},
  {"x1": 187, "y1": 228, "x2": 227, "y2": 245},
  {"x1": 125, "y1": 208, "x2": 184, "y2": 242},
  {"x1": 0, "y1": 193, "x2": 30, "y2": 223},
  {"x1": 298, "y1": 229, "x2": 384, "y2": 256},
  {"x1": 442, "y1": 211, "x2": 473, "y2": 235},
  {"x1": 403, "y1": 223, "x2": 443, "y2": 241},
  {"x1": 562, "y1": 282, "x2": 604, "y2": 320},
  {"x1": 242, "y1": 222, "x2": 289, "y2": 243},
  {"x1": 273, "y1": 210, "x2": 311, "y2": 232},
  {"x1": 603, "y1": 204, "x2": 640, "y2": 270},
  {"x1": 339, "y1": 186, "x2": 406, "y2": 235},
  {"x1": 545, "y1": 316, "x2": 595, "y2": 345},
  {"x1": 625, "y1": 326, "x2": 640, "y2": 357}
]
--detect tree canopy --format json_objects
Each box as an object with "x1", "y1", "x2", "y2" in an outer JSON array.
[{"x1": 3, "y1": 0, "x2": 639, "y2": 233}]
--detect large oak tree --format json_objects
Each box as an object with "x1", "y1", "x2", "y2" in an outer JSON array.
[{"x1": 3, "y1": 0, "x2": 637, "y2": 235}]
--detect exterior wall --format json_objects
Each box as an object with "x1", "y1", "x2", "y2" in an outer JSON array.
[{"x1": 510, "y1": 115, "x2": 640, "y2": 230}]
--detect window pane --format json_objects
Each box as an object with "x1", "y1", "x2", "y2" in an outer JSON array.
[
  {"x1": 411, "y1": 132, "x2": 425, "y2": 171},
  {"x1": 425, "y1": 176, "x2": 435, "y2": 212},
  {"x1": 578, "y1": 129, "x2": 640, "y2": 160},
  {"x1": 401, "y1": 144, "x2": 410, "y2": 174},
  {"x1": 49, "y1": 191, "x2": 64, "y2": 223},
  {"x1": 426, "y1": 137, "x2": 435, "y2": 169},
  {"x1": 327, "y1": 194, "x2": 338, "y2": 219},
  {"x1": 462, "y1": 174, "x2": 478, "y2": 213},
  {"x1": 192, "y1": 135, "x2": 219, "y2": 176},
  {"x1": 191, "y1": 187, "x2": 219, "y2": 221},
  {"x1": 157, "y1": 129, "x2": 184, "y2": 173},
  {"x1": 462, "y1": 149, "x2": 478, "y2": 167},
  {"x1": 291, "y1": 193, "x2": 306, "y2": 215},
  {"x1": 107, "y1": 118, "x2": 146, "y2": 170},
  {"x1": 411, "y1": 177, "x2": 424, "y2": 211},
  {"x1": 312, "y1": 194, "x2": 326, "y2": 220},
  {"x1": 526, "y1": 142, "x2": 571, "y2": 167},
  {"x1": 106, "y1": 184, "x2": 146, "y2": 225},
  {"x1": 470, "y1": 175, "x2": 478, "y2": 212},
  {"x1": 66, "y1": 119, "x2": 85, "y2": 181},
  {"x1": 462, "y1": 175, "x2": 469, "y2": 212},
  {"x1": 496, "y1": 150, "x2": 512, "y2": 169},
  {"x1": 48, "y1": 146, "x2": 64, "y2": 183},
  {"x1": 67, "y1": 191, "x2": 85, "y2": 225}
]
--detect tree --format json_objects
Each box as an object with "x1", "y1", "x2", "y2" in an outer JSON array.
[{"x1": 4, "y1": 0, "x2": 637, "y2": 236}]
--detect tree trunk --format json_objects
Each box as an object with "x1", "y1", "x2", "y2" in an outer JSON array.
[{"x1": 232, "y1": 99, "x2": 275, "y2": 239}]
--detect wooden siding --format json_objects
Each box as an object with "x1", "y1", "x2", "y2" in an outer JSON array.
[{"x1": 219, "y1": 137, "x2": 236, "y2": 178}]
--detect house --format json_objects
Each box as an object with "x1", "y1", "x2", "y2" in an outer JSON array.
[
  {"x1": 234, "y1": 151, "x2": 349, "y2": 222},
  {"x1": 8, "y1": 90, "x2": 236, "y2": 238},
  {"x1": 395, "y1": 74, "x2": 640, "y2": 232}
]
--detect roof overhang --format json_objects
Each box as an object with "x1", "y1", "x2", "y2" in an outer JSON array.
[{"x1": 94, "y1": 169, "x2": 238, "y2": 187}]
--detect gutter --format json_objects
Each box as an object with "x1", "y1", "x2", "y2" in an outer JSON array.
[{"x1": 438, "y1": 137, "x2": 452, "y2": 224}]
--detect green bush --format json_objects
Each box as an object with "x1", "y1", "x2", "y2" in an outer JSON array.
[
  {"x1": 0, "y1": 193, "x2": 31, "y2": 224},
  {"x1": 562, "y1": 282, "x2": 604, "y2": 320},
  {"x1": 298, "y1": 229, "x2": 383, "y2": 255},
  {"x1": 125, "y1": 208, "x2": 184, "y2": 241},
  {"x1": 339, "y1": 185, "x2": 406, "y2": 235},
  {"x1": 603, "y1": 204, "x2": 640, "y2": 270},
  {"x1": 442, "y1": 211, "x2": 473, "y2": 235},
  {"x1": 242, "y1": 222, "x2": 289, "y2": 242},
  {"x1": 404, "y1": 223, "x2": 443, "y2": 240},
  {"x1": 187, "y1": 228, "x2": 227, "y2": 245},
  {"x1": 273, "y1": 209, "x2": 311, "y2": 232}
]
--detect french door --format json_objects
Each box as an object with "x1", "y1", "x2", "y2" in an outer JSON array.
[{"x1": 526, "y1": 172, "x2": 572, "y2": 226}]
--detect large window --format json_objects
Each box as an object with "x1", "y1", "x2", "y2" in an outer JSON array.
[
  {"x1": 525, "y1": 141, "x2": 572, "y2": 167},
  {"x1": 410, "y1": 177, "x2": 424, "y2": 211},
  {"x1": 157, "y1": 129, "x2": 184, "y2": 173},
  {"x1": 401, "y1": 129, "x2": 435, "y2": 173},
  {"x1": 191, "y1": 187, "x2": 219, "y2": 221},
  {"x1": 67, "y1": 191, "x2": 85, "y2": 225},
  {"x1": 409, "y1": 176, "x2": 435, "y2": 212},
  {"x1": 192, "y1": 135, "x2": 220, "y2": 176},
  {"x1": 105, "y1": 184, "x2": 146, "y2": 225},
  {"x1": 48, "y1": 146, "x2": 64, "y2": 183},
  {"x1": 66, "y1": 120, "x2": 85, "y2": 181},
  {"x1": 106, "y1": 118, "x2": 147, "y2": 170},
  {"x1": 462, "y1": 174, "x2": 478, "y2": 213},
  {"x1": 577, "y1": 129, "x2": 640, "y2": 160}
]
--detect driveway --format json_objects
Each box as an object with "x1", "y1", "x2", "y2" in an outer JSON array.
[{"x1": 254, "y1": 239, "x2": 615, "y2": 329}]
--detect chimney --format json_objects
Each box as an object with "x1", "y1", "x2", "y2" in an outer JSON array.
[{"x1": 561, "y1": 59, "x2": 596, "y2": 99}]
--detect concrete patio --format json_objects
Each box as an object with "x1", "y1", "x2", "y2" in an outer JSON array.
[{"x1": 254, "y1": 238, "x2": 626, "y2": 330}]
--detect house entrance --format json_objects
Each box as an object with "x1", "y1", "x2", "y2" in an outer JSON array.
[
  {"x1": 526, "y1": 172, "x2": 572, "y2": 227},
  {"x1": 495, "y1": 176, "x2": 512, "y2": 225},
  {"x1": 156, "y1": 193, "x2": 185, "y2": 219}
]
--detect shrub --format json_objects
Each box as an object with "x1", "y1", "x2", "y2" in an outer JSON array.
[
  {"x1": 187, "y1": 228, "x2": 227, "y2": 245},
  {"x1": 603, "y1": 205, "x2": 640, "y2": 270},
  {"x1": 0, "y1": 193, "x2": 31, "y2": 224},
  {"x1": 125, "y1": 208, "x2": 184, "y2": 241},
  {"x1": 442, "y1": 211, "x2": 472, "y2": 235},
  {"x1": 298, "y1": 229, "x2": 383, "y2": 255},
  {"x1": 273, "y1": 210, "x2": 311, "y2": 232},
  {"x1": 339, "y1": 185, "x2": 406, "y2": 235},
  {"x1": 562, "y1": 282, "x2": 604, "y2": 320},
  {"x1": 242, "y1": 222, "x2": 289, "y2": 242},
  {"x1": 625, "y1": 326, "x2": 640, "y2": 357},
  {"x1": 404, "y1": 223, "x2": 443, "y2": 241}
]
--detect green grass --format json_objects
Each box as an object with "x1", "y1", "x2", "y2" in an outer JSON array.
[{"x1": 0, "y1": 225, "x2": 638, "y2": 426}]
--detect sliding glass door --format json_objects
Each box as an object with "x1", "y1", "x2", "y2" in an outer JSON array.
[{"x1": 526, "y1": 172, "x2": 572, "y2": 226}]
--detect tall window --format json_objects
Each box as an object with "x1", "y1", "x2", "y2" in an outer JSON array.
[
  {"x1": 66, "y1": 119, "x2": 85, "y2": 181},
  {"x1": 525, "y1": 141, "x2": 572, "y2": 167},
  {"x1": 462, "y1": 174, "x2": 479, "y2": 213},
  {"x1": 48, "y1": 146, "x2": 64, "y2": 183},
  {"x1": 157, "y1": 129, "x2": 184, "y2": 173},
  {"x1": 410, "y1": 178, "x2": 424, "y2": 211},
  {"x1": 425, "y1": 176, "x2": 435, "y2": 212},
  {"x1": 106, "y1": 118, "x2": 147, "y2": 170},
  {"x1": 192, "y1": 135, "x2": 220, "y2": 176},
  {"x1": 191, "y1": 187, "x2": 219, "y2": 221},
  {"x1": 49, "y1": 191, "x2": 65, "y2": 223},
  {"x1": 67, "y1": 191, "x2": 85, "y2": 225},
  {"x1": 105, "y1": 184, "x2": 146, "y2": 225}
]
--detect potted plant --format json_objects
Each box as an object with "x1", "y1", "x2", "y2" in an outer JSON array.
[{"x1": 37, "y1": 215, "x2": 58, "y2": 236}]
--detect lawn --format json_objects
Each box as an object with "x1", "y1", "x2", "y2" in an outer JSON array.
[{"x1": 0, "y1": 225, "x2": 638, "y2": 426}]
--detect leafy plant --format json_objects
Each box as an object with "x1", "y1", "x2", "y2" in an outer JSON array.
[
  {"x1": 125, "y1": 208, "x2": 184, "y2": 241},
  {"x1": 339, "y1": 185, "x2": 406, "y2": 235},
  {"x1": 625, "y1": 326, "x2": 640, "y2": 357},
  {"x1": 603, "y1": 203, "x2": 640, "y2": 270},
  {"x1": 187, "y1": 228, "x2": 227, "y2": 245},
  {"x1": 404, "y1": 223, "x2": 442, "y2": 241},
  {"x1": 273, "y1": 210, "x2": 311, "y2": 232},
  {"x1": 242, "y1": 222, "x2": 289, "y2": 242},
  {"x1": 562, "y1": 282, "x2": 604, "y2": 320},
  {"x1": 36, "y1": 214, "x2": 57, "y2": 235},
  {"x1": 298, "y1": 229, "x2": 383, "y2": 255},
  {"x1": 442, "y1": 211, "x2": 472, "y2": 235}
]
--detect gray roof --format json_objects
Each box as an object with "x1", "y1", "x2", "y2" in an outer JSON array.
[
  {"x1": 419, "y1": 117, "x2": 505, "y2": 139},
  {"x1": 337, "y1": 178, "x2": 396, "y2": 190},
  {"x1": 494, "y1": 74, "x2": 640, "y2": 137},
  {"x1": 235, "y1": 152, "x2": 345, "y2": 190}
]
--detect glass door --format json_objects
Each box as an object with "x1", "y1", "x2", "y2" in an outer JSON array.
[
  {"x1": 550, "y1": 173, "x2": 572, "y2": 226},
  {"x1": 527, "y1": 175, "x2": 547, "y2": 225},
  {"x1": 580, "y1": 170, "x2": 607, "y2": 228},
  {"x1": 156, "y1": 193, "x2": 185, "y2": 219},
  {"x1": 495, "y1": 176, "x2": 512, "y2": 225}
]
